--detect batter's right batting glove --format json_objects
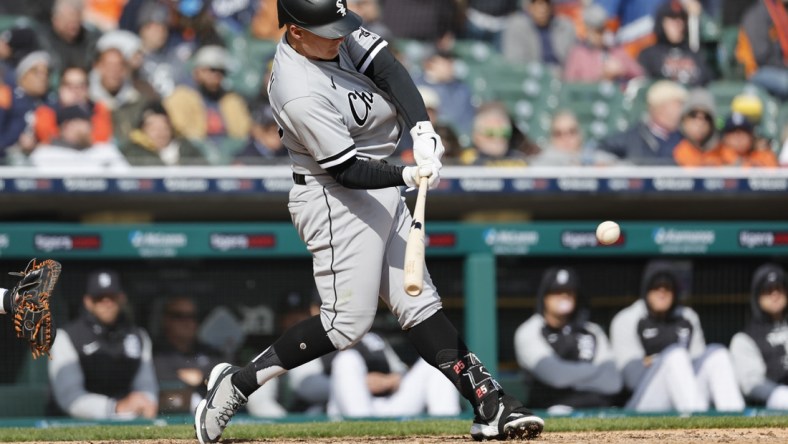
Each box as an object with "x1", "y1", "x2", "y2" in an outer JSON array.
[{"x1": 402, "y1": 165, "x2": 440, "y2": 190}]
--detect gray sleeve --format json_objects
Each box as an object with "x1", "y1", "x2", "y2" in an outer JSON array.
[
  {"x1": 610, "y1": 302, "x2": 648, "y2": 390},
  {"x1": 730, "y1": 332, "x2": 776, "y2": 403},
  {"x1": 130, "y1": 330, "x2": 159, "y2": 405},
  {"x1": 502, "y1": 15, "x2": 537, "y2": 64},
  {"x1": 515, "y1": 317, "x2": 621, "y2": 393},
  {"x1": 48, "y1": 330, "x2": 117, "y2": 419},
  {"x1": 280, "y1": 98, "x2": 357, "y2": 169}
]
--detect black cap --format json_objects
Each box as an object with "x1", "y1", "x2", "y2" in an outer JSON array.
[
  {"x1": 0, "y1": 27, "x2": 39, "y2": 66},
  {"x1": 57, "y1": 104, "x2": 92, "y2": 125},
  {"x1": 648, "y1": 272, "x2": 676, "y2": 291},
  {"x1": 722, "y1": 113, "x2": 755, "y2": 134},
  {"x1": 86, "y1": 270, "x2": 125, "y2": 296},
  {"x1": 759, "y1": 270, "x2": 786, "y2": 294},
  {"x1": 545, "y1": 268, "x2": 578, "y2": 294},
  {"x1": 278, "y1": 0, "x2": 362, "y2": 39}
]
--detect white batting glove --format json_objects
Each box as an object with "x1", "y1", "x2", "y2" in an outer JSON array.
[
  {"x1": 402, "y1": 165, "x2": 440, "y2": 190},
  {"x1": 411, "y1": 121, "x2": 445, "y2": 168}
]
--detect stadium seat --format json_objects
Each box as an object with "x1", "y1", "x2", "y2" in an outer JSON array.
[{"x1": 559, "y1": 82, "x2": 627, "y2": 141}]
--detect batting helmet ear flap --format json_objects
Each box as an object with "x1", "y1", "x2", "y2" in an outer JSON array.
[{"x1": 277, "y1": 0, "x2": 362, "y2": 39}]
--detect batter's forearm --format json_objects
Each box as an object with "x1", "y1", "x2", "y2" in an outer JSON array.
[
  {"x1": 327, "y1": 157, "x2": 405, "y2": 189},
  {"x1": 362, "y1": 48, "x2": 429, "y2": 129}
]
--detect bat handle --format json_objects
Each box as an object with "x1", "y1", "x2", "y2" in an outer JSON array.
[{"x1": 404, "y1": 177, "x2": 429, "y2": 296}]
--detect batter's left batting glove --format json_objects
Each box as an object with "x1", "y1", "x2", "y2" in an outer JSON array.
[{"x1": 403, "y1": 165, "x2": 440, "y2": 190}]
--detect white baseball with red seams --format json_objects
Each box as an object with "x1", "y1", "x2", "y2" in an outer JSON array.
[{"x1": 596, "y1": 221, "x2": 621, "y2": 245}]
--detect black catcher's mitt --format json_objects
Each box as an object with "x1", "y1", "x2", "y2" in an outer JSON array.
[{"x1": 10, "y1": 259, "x2": 61, "y2": 359}]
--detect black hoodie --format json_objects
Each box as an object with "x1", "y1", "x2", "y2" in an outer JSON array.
[
  {"x1": 637, "y1": 0, "x2": 713, "y2": 86},
  {"x1": 636, "y1": 261, "x2": 695, "y2": 356},
  {"x1": 742, "y1": 264, "x2": 788, "y2": 385}
]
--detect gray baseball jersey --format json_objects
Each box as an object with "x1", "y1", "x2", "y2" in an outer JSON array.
[{"x1": 268, "y1": 29, "x2": 442, "y2": 350}]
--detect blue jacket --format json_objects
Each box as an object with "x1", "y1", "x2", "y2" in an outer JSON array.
[
  {"x1": 597, "y1": 121, "x2": 682, "y2": 165},
  {"x1": 0, "y1": 86, "x2": 43, "y2": 157}
]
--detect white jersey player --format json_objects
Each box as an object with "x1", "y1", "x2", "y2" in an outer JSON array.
[
  {"x1": 729, "y1": 264, "x2": 788, "y2": 410},
  {"x1": 195, "y1": 1, "x2": 543, "y2": 443},
  {"x1": 610, "y1": 261, "x2": 745, "y2": 413}
]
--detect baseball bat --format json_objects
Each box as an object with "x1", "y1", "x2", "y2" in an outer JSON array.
[{"x1": 404, "y1": 177, "x2": 429, "y2": 296}]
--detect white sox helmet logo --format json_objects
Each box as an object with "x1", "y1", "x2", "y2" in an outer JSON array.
[{"x1": 336, "y1": 0, "x2": 347, "y2": 16}]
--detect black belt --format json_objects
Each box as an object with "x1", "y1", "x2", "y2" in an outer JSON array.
[{"x1": 293, "y1": 172, "x2": 306, "y2": 185}]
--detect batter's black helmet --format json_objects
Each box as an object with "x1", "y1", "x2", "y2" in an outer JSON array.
[{"x1": 278, "y1": 0, "x2": 362, "y2": 39}]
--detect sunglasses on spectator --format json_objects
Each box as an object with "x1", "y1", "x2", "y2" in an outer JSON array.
[
  {"x1": 165, "y1": 311, "x2": 198, "y2": 320},
  {"x1": 480, "y1": 127, "x2": 512, "y2": 138},
  {"x1": 552, "y1": 127, "x2": 579, "y2": 137}
]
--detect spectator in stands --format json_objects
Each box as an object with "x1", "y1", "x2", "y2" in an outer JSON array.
[
  {"x1": 234, "y1": 104, "x2": 288, "y2": 165},
  {"x1": 153, "y1": 296, "x2": 223, "y2": 414},
  {"x1": 673, "y1": 88, "x2": 718, "y2": 166},
  {"x1": 163, "y1": 45, "x2": 252, "y2": 144},
  {"x1": 780, "y1": 123, "x2": 788, "y2": 167},
  {"x1": 0, "y1": 51, "x2": 51, "y2": 163},
  {"x1": 596, "y1": 0, "x2": 668, "y2": 58},
  {"x1": 463, "y1": 0, "x2": 519, "y2": 50},
  {"x1": 501, "y1": 0, "x2": 576, "y2": 73},
  {"x1": 34, "y1": 66, "x2": 114, "y2": 146},
  {"x1": 96, "y1": 30, "x2": 160, "y2": 103},
  {"x1": 413, "y1": 47, "x2": 475, "y2": 140},
  {"x1": 89, "y1": 45, "x2": 150, "y2": 146},
  {"x1": 0, "y1": 26, "x2": 41, "y2": 86},
  {"x1": 460, "y1": 101, "x2": 530, "y2": 166},
  {"x1": 328, "y1": 330, "x2": 461, "y2": 418},
  {"x1": 29, "y1": 104, "x2": 130, "y2": 170},
  {"x1": 121, "y1": 0, "x2": 224, "y2": 54},
  {"x1": 250, "y1": 0, "x2": 285, "y2": 41},
  {"x1": 381, "y1": 0, "x2": 459, "y2": 44},
  {"x1": 563, "y1": 4, "x2": 644, "y2": 84},
  {"x1": 48, "y1": 270, "x2": 158, "y2": 420},
  {"x1": 121, "y1": 102, "x2": 208, "y2": 166},
  {"x1": 418, "y1": 85, "x2": 463, "y2": 162},
  {"x1": 637, "y1": 0, "x2": 713, "y2": 87},
  {"x1": 702, "y1": 113, "x2": 778, "y2": 167},
  {"x1": 39, "y1": 0, "x2": 101, "y2": 73},
  {"x1": 730, "y1": 263, "x2": 788, "y2": 410},
  {"x1": 210, "y1": 0, "x2": 257, "y2": 35},
  {"x1": 514, "y1": 267, "x2": 623, "y2": 411},
  {"x1": 610, "y1": 260, "x2": 745, "y2": 413},
  {"x1": 528, "y1": 110, "x2": 618, "y2": 166},
  {"x1": 348, "y1": 0, "x2": 393, "y2": 41},
  {"x1": 736, "y1": 0, "x2": 788, "y2": 100},
  {"x1": 83, "y1": 0, "x2": 128, "y2": 32},
  {"x1": 135, "y1": 1, "x2": 190, "y2": 98},
  {"x1": 598, "y1": 80, "x2": 686, "y2": 165},
  {"x1": 0, "y1": 1, "x2": 54, "y2": 25}
]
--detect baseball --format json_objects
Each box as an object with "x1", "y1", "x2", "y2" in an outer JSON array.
[{"x1": 596, "y1": 221, "x2": 620, "y2": 245}]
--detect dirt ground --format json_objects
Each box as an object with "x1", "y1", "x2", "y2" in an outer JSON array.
[{"x1": 6, "y1": 428, "x2": 788, "y2": 444}]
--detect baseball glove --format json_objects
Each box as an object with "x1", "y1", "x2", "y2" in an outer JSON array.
[{"x1": 10, "y1": 259, "x2": 61, "y2": 359}]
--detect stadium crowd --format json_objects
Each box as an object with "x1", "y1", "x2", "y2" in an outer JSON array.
[{"x1": 0, "y1": 0, "x2": 786, "y2": 168}]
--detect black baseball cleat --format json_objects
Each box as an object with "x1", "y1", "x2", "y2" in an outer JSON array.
[
  {"x1": 470, "y1": 394, "x2": 544, "y2": 441},
  {"x1": 195, "y1": 363, "x2": 247, "y2": 444}
]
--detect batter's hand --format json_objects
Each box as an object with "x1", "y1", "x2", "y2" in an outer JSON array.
[
  {"x1": 411, "y1": 121, "x2": 445, "y2": 167},
  {"x1": 403, "y1": 165, "x2": 439, "y2": 190}
]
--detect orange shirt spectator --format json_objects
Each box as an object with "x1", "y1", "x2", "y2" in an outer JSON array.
[
  {"x1": 34, "y1": 66, "x2": 113, "y2": 144},
  {"x1": 702, "y1": 114, "x2": 778, "y2": 167},
  {"x1": 84, "y1": 0, "x2": 129, "y2": 32}
]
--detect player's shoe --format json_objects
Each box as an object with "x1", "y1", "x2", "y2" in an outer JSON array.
[
  {"x1": 195, "y1": 363, "x2": 247, "y2": 444},
  {"x1": 470, "y1": 394, "x2": 544, "y2": 441}
]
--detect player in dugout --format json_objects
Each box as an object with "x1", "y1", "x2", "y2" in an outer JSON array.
[{"x1": 194, "y1": 1, "x2": 544, "y2": 442}]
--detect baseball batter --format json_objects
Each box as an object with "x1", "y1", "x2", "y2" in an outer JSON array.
[{"x1": 195, "y1": 1, "x2": 543, "y2": 442}]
